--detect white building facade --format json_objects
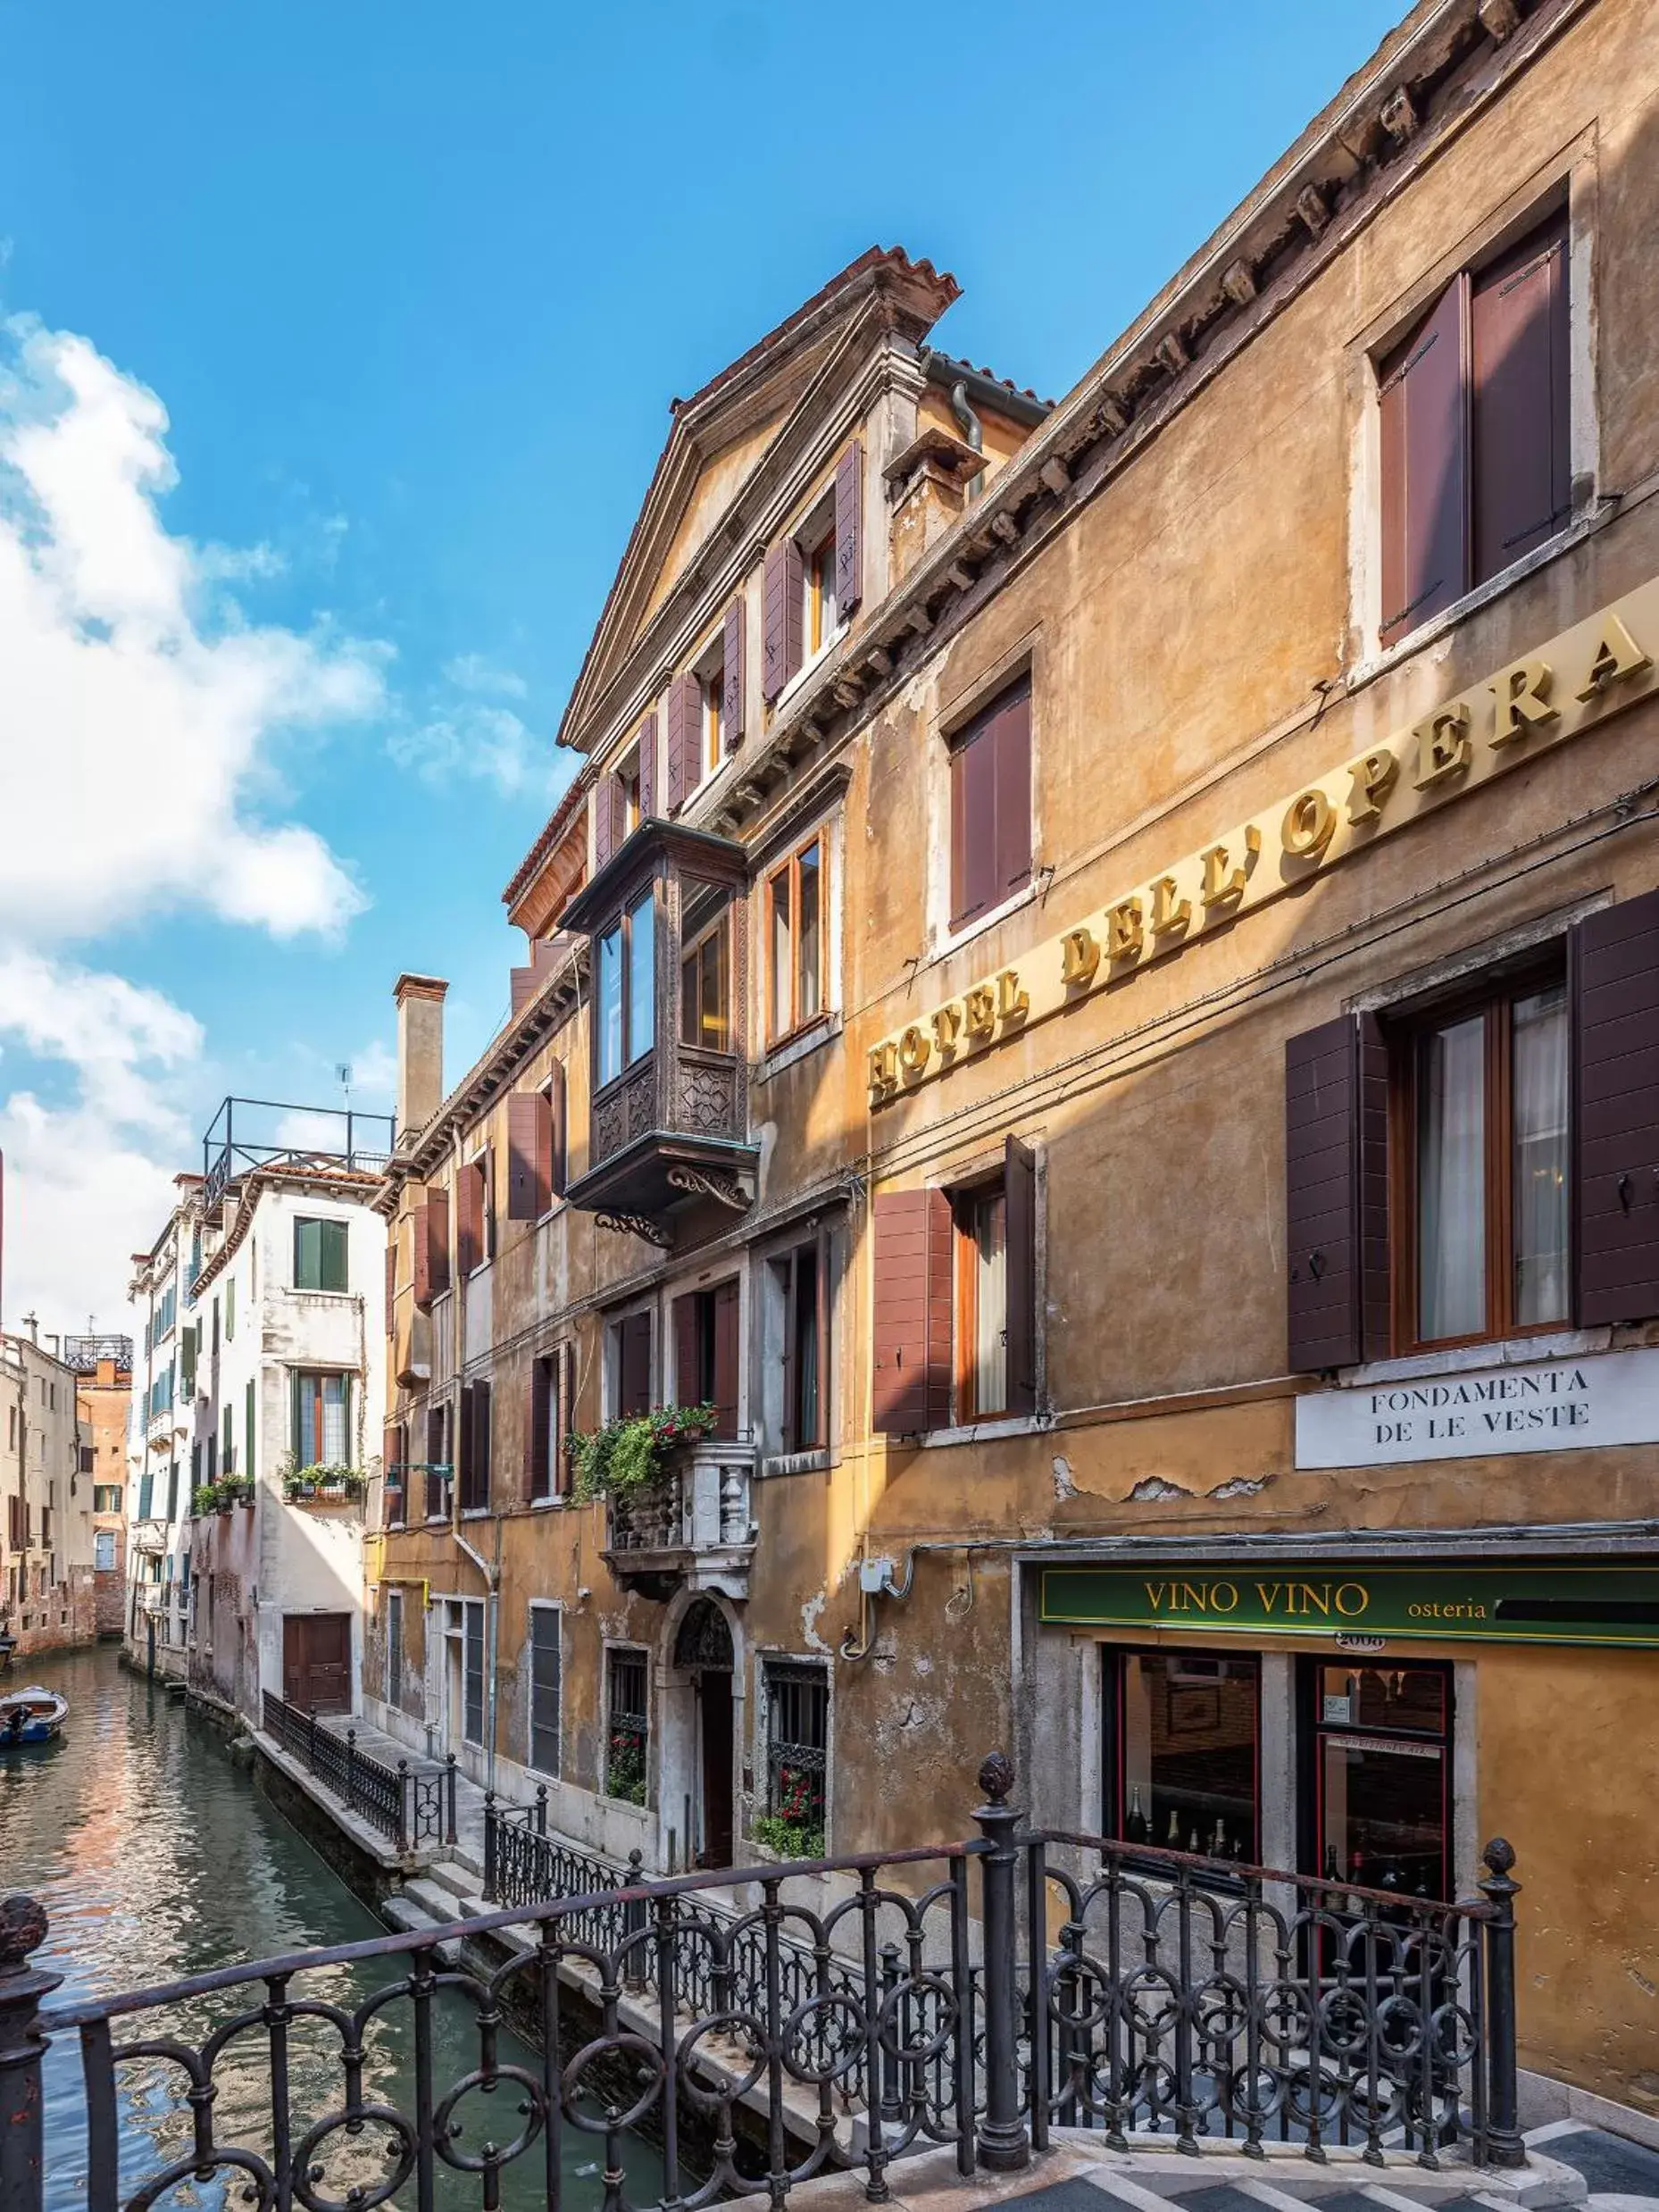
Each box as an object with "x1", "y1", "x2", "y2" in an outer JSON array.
[
  {"x1": 125, "y1": 1187, "x2": 200, "y2": 1680},
  {"x1": 1, "y1": 1321, "x2": 98, "y2": 1661}
]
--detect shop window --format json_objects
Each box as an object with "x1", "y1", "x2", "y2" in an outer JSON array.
[
  {"x1": 1306, "y1": 1661, "x2": 1451, "y2": 1901},
  {"x1": 673, "y1": 1281, "x2": 739, "y2": 1439},
  {"x1": 679, "y1": 885, "x2": 732, "y2": 1052},
  {"x1": 1105, "y1": 1649, "x2": 1260, "y2": 1865},
  {"x1": 763, "y1": 1660, "x2": 828, "y2": 1851},
  {"x1": 529, "y1": 1603, "x2": 562, "y2": 1776},
  {"x1": 596, "y1": 889, "x2": 655, "y2": 1087},
  {"x1": 294, "y1": 1217, "x2": 349, "y2": 1294},
  {"x1": 766, "y1": 1240, "x2": 828, "y2": 1454},
  {"x1": 1379, "y1": 202, "x2": 1569, "y2": 647},
  {"x1": 1396, "y1": 964, "x2": 1569, "y2": 1349},
  {"x1": 606, "y1": 1646, "x2": 648, "y2": 1805},
  {"x1": 948, "y1": 674, "x2": 1032, "y2": 932},
  {"x1": 293, "y1": 1372, "x2": 349, "y2": 1467},
  {"x1": 766, "y1": 834, "x2": 827, "y2": 1045}
]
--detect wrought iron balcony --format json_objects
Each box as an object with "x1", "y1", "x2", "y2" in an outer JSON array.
[
  {"x1": 562, "y1": 822, "x2": 756, "y2": 1238},
  {"x1": 200, "y1": 1094, "x2": 395, "y2": 1213},
  {"x1": 601, "y1": 1438, "x2": 756, "y2": 1600}
]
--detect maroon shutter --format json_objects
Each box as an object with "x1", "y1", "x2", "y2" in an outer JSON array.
[
  {"x1": 673, "y1": 1294, "x2": 696, "y2": 1405},
  {"x1": 456, "y1": 1382, "x2": 473, "y2": 1507},
  {"x1": 834, "y1": 442, "x2": 863, "y2": 617},
  {"x1": 713, "y1": 1279, "x2": 739, "y2": 1440},
  {"x1": 529, "y1": 1357, "x2": 550, "y2": 1502},
  {"x1": 593, "y1": 776, "x2": 615, "y2": 870},
  {"x1": 547, "y1": 1062, "x2": 567, "y2": 1200},
  {"x1": 619, "y1": 1310, "x2": 652, "y2": 1418},
  {"x1": 1005, "y1": 1134, "x2": 1038, "y2": 1416},
  {"x1": 1285, "y1": 1017, "x2": 1363, "y2": 1372},
  {"x1": 474, "y1": 1382, "x2": 491, "y2": 1509},
  {"x1": 555, "y1": 1343, "x2": 573, "y2": 1495},
  {"x1": 510, "y1": 964, "x2": 537, "y2": 1016},
  {"x1": 950, "y1": 722, "x2": 998, "y2": 930},
  {"x1": 608, "y1": 772, "x2": 628, "y2": 856},
  {"x1": 763, "y1": 542, "x2": 788, "y2": 704},
  {"x1": 638, "y1": 710, "x2": 659, "y2": 819},
  {"x1": 412, "y1": 1203, "x2": 432, "y2": 1306},
  {"x1": 428, "y1": 1189, "x2": 450, "y2": 1301},
  {"x1": 871, "y1": 1189, "x2": 953, "y2": 1434},
  {"x1": 1573, "y1": 891, "x2": 1659, "y2": 1324},
  {"x1": 506, "y1": 1093, "x2": 551, "y2": 1222},
  {"x1": 456, "y1": 1164, "x2": 481, "y2": 1278},
  {"x1": 722, "y1": 598, "x2": 745, "y2": 751},
  {"x1": 665, "y1": 673, "x2": 694, "y2": 814},
  {"x1": 993, "y1": 683, "x2": 1032, "y2": 899},
  {"x1": 1380, "y1": 275, "x2": 1469, "y2": 647},
  {"x1": 1472, "y1": 208, "x2": 1569, "y2": 588},
  {"x1": 1356, "y1": 1012, "x2": 1391, "y2": 1361}
]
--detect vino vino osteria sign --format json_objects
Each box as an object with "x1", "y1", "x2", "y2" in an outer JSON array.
[{"x1": 867, "y1": 580, "x2": 1659, "y2": 1107}]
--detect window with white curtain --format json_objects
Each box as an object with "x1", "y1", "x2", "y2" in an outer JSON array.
[{"x1": 294, "y1": 1371, "x2": 350, "y2": 1466}]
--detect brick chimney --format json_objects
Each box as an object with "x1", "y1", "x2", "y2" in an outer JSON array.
[{"x1": 394, "y1": 975, "x2": 447, "y2": 1140}]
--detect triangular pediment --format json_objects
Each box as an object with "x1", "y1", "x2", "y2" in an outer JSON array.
[{"x1": 558, "y1": 246, "x2": 960, "y2": 755}]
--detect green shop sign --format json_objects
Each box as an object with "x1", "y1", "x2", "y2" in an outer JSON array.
[{"x1": 1039, "y1": 1563, "x2": 1659, "y2": 1649}]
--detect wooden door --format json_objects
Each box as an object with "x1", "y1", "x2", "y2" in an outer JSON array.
[
  {"x1": 283, "y1": 1613, "x2": 352, "y2": 1713},
  {"x1": 697, "y1": 1669, "x2": 734, "y2": 1869}
]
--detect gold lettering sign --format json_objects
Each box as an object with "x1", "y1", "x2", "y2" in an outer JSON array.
[{"x1": 869, "y1": 580, "x2": 1659, "y2": 1105}]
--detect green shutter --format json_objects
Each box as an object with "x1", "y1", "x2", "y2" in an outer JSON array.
[
  {"x1": 246, "y1": 1380, "x2": 255, "y2": 1481},
  {"x1": 226, "y1": 1276, "x2": 236, "y2": 1340},
  {"x1": 295, "y1": 1218, "x2": 319, "y2": 1289},
  {"x1": 321, "y1": 1219, "x2": 349, "y2": 1293}
]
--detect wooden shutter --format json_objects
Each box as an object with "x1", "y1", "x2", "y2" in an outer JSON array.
[
  {"x1": 619, "y1": 1309, "x2": 652, "y2": 1419},
  {"x1": 456, "y1": 1383, "x2": 473, "y2": 1506},
  {"x1": 673, "y1": 1294, "x2": 697, "y2": 1406},
  {"x1": 950, "y1": 721, "x2": 998, "y2": 931},
  {"x1": 1285, "y1": 1017, "x2": 1364, "y2": 1371},
  {"x1": 507, "y1": 1091, "x2": 552, "y2": 1221},
  {"x1": 385, "y1": 1240, "x2": 396, "y2": 1333},
  {"x1": 529, "y1": 1356, "x2": 551, "y2": 1502},
  {"x1": 383, "y1": 1420, "x2": 402, "y2": 1488},
  {"x1": 763, "y1": 538, "x2": 804, "y2": 704},
  {"x1": 1355, "y1": 1013, "x2": 1391, "y2": 1362},
  {"x1": 456, "y1": 1164, "x2": 482, "y2": 1277},
  {"x1": 1573, "y1": 891, "x2": 1659, "y2": 1324},
  {"x1": 638, "y1": 709, "x2": 659, "y2": 819},
  {"x1": 1472, "y1": 207, "x2": 1569, "y2": 588},
  {"x1": 871, "y1": 1189, "x2": 953, "y2": 1434},
  {"x1": 993, "y1": 683, "x2": 1032, "y2": 899},
  {"x1": 555, "y1": 1342, "x2": 573, "y2": 1495},
  {"x1": 834, "y1": 442, "x2": 863, "y2": 617},
  {"x1": 413, "y1": 1191, "x2": 448, "y2": 1306},
  {"x1": 713, "y1": 1279, "x2": 740, "y2": 1440},
  {"x1": 474, "y1": 1382, "x2": 492, "y2": 1509},
  {"x1": 593, "y1": 776, "x2": 615, "y2": 870},
  {"x1": 1380, "y1": 276, "x2": 1469, "y2": 647},
  {"x1": 510, "y1": 963, "x2": 537, "y2": 1016},
  {"x1": 722, "y1": 598, "x2": 745, "y2": 751},
  {"x1": 1005, "y1": 1135, "x2": 1038, "y2": 1416},
  {"x1": 548, "y1": 1063, "x2": 567, "y2": 1199},
  {"x1": 665, "y1": 672, "x2": 694, "y2": 814}
]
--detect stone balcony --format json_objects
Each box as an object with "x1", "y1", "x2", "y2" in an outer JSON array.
[{"x1": 600, "y1": 1440, "x2": 757, "y2": 1601}]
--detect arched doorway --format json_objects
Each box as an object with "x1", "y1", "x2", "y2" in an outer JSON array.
[{"x1": 673, "y1": 1598, "x2": 735, "y2": 1868}]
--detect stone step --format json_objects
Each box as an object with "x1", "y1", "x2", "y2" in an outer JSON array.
[
  {"x1": 400, "y1": 1877, "x2": 471, "y2": 1927},
  {"x1": 381, "y1": 1889, "x2": 463, "y2": 1967},
  {"x1": 423, "y1": 1859, "x2": 482, "y2": 1906}
]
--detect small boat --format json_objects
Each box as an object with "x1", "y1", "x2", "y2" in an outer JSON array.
[{"x1": 0, "y1": 1685, "x2": 68, "y2": 1747}]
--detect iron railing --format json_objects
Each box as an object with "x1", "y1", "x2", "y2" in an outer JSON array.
[
  {"x1": 260, "y1": 1691, "x2": 457, "y2": 1855},
  {"x1": 201, "y1": 1095, "x2": 396, "y2": 1210},
  {"x1": 0, "y1": 1756, "x2": 1524, "y2": 2212}
]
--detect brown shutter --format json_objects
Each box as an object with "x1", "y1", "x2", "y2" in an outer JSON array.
[
  {"x1": 547, "y1": 1063, "x2": 567, "y2": 1200},
  {"x1": 385, "y1": 1239, "x2": 396, "y2": 1333},
  {"x1": 1005, "y1": 1135, "x2": 1038, "y2": 1416},
  {"x1": 1356, "y1": 1012, "x2": 1391, "y2": 1362},
  {"x1": 412, "y1": 1203, "x2": 432, "y2": 1306},
  {"x1": 713, "y1": 1279, "x2": 740, "y2": 1440},
  {"x1": 474, "y1": 1381, "x2": 491, "y2": 1510},
  {"x1": 950, "y1": 722, "x2": 998, "y2": 930},
  {"x1": 673, "y1": 1294, "x2": 697, "y2": 1406},
  {"x1": 638, "y1": 709, "x2": 659, "y2": 819},
  {"x1": 619, "y1": 1309, "x2": 652, "y2": 1418},
  {"x1": 1573, "y1": 891, "x2": 1659, "y2": 1324},
  {"x1": 1472, "y1": 208, "x2": 1569, "y2": 588},
  {"x1": 510, "y1": 964, "x2": 537, "y2": 1016},
  {"x1": 456, "y1": 1164, "x2": 481, "y2": 1277},
  {"x1": 993, "y1": 682, "x2": 1033, "y2": 899},
  {"x1": 608, "y1": 772, "x2": 628, "y2": 856},
  {"x1": 834, "y1": 442, "x2": 863, "y2": 617},
  {"x1": 506, "y1": 1092, "x2": 551, "y2": 1221},
  {"x1": 529, "y1": 1356, "x2": 550, "y2": 1502},
  {"x1": 555, "y1": 1342, "x2": 573, "y2": 1495},
  {"x1": 763, "y1": 538, "x2": 804, "y2": 703},
  {"x1": 665, "y1": 672, "x2": 693, "y2": 814},
  {"x1": 427, "y1": 1189, "x2": 450, "y2": 1302},
  {"x1": 722, "y1": 597, "x2": 745, "y2": 751},
  {"x1": 456, "y1": 1383, "x2": 473, "y2": 1506},
  {"x1": 1285, "y1": 1017, "x2": 1363, "y2": 1372},
  {"x1": 593, "y1": 776, "x2": 615, "y2": 870},
  {"x1": 871, "y1": 1189, "x2": 953, "y2": 1434},
  {"x1": 1380, "y1": 274, "x2": 1469, "y2": 647}
]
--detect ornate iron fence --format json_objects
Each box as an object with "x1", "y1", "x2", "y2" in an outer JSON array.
[
  {"x1": 260, "y1": 1692, "x2": 457, "y2": 1854},
  {"x1": 0, "y1": 1756, "x2": 1523, "y2": 2212}
]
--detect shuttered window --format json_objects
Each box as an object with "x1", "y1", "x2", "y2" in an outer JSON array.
[
  {"x1": 456, "y1": 1156, "x2": 490, "y2": 1275},
  {"x1": 457, "y1": 1380, "x2": 492, "y2": 1513},
  {"x1": 613, "y1": 1310, "x2": 653, "y2": 1420},
  {"x1": 506, "y1": 1090, "x2": 554, "y2": 1221},
  {"x1": 529, "y1": 1604, "x2": 562, "y2": 1776},
  {"x1": 294, "y1": 1217, "x2": 348, "y2": 1293},
  {"x1": 672, "y1": 1281, "x2": 740, "y2": 1440},
  {"x1": 763, "y1": 538, "x2": 804, "y2": 704},
  {"x1": 1380, "y1": 204, "x2": 1569, "y2": 648},
  {"x1": 463, "y1": 1599, "x2": 486, "y2": 1747},
  {"x1": 1573, "y1": 890, "x2": 1659, "y2": 1324},
  {"x1": 413, "y1": 1189, "x2": 449, "y2": 1306},
  {"x1": 529, "y1": 1346, "x2": 570, "y2": 1503},
  {"x1": 948, "y1": 676, "x2": 1032, "y2": 931}
]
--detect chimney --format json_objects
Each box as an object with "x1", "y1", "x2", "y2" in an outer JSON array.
[
  {"x1": 22, "y1": 1310, "x2": 38, "y2": 1343},
  {"x1": 394, "y1": 974, "x2": 448, "y2": 1140}
]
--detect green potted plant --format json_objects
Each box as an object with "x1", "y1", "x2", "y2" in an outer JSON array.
[
  {"x1": 568, "y1": 1404, "x2": 717, "y2": 1505},
  {"x1": 192, "y1": 1482, "x2": 218, "y2": 1518},
  {"x1": 752, "y1": 1765, "x2": 825, "y2": 1859}
]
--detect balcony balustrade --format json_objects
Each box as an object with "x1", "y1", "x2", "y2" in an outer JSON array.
[{"x1": 601, "y1": 1437, "x2": 756, "y2": 1600}]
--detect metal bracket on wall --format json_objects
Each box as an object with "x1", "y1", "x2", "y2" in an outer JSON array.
[
  {"x1": 596, "y1": 1211, "x2": 674, "y2": 1248},
  {"x1": 665, "y1": 1166, "x2": 752, "y2": 1212}
]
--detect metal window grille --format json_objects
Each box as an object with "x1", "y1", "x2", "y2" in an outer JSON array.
[
  {"x1": 463, "y1": 1601, "x2": 485, "y2": 1746},
  {"x1": 765, "y1": 1660, "x2": 827, "y2": 1824},
  {"x1": 606, "y1": 1648, "x2": 648, "y2": 1804}
]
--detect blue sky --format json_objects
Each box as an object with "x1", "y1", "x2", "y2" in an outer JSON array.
[{"x1": 0, "y1": 0, "x2": 1405, "y2": 1327}]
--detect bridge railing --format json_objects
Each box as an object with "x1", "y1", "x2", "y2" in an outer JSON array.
[{"x1": 259, "y1": 1690, "x2": 457, "y2": 1854}]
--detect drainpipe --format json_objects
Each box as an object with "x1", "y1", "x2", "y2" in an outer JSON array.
[{"x1": 947, "y1": 379, "x2": 985, "y2": 501}]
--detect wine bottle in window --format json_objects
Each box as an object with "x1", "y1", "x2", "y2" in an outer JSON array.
[
  {"x1": 1322, "y1": 1845, "x2": 1340, "y2": 1883},
  {"x1": 1188, "y1": 1825, "x2": 1201, "y2": 1853},
  {"x1": 1124, "y1": 1784, "x2": 1147, "y2": 1844},
  {"x1": 1167, "y1": 1807, "x2": 1182, "y2": 1847},
  {"x1": 1210, "y1": 1817, "x2": 1227, "y2": 1858}
]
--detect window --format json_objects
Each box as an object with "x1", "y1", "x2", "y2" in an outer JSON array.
[
  {"x1": 610, "y1": 1309, "x2": 653, "y2": 1421},
  {"x1": 221, "y1": 1404, "x2": 234, "y2": 1477},
  {"x1": 225, "y1": 1275, "x2": 236, "y2": 1341},
  {"x1": 1379, "y1": 203, "x2": 1569, "y2": 647},
  {"x1": 384, "y1": 1420, "x2": 407, "y2": 1527},
  {"x1": 679, "y1": 886, "x2": 731, "y2": 1053},
  {"x1": 164, "y1": 1462, "x2": 178, "y2": 1523},
  {"x1": 386, "y1": 1589, "x2": 404, "y2": 1708},
  {"x1": 463, "y1": 1599, "x2": 485, "y2": 1747},
  {"x1": 672, "y1": 1281, "x2": 738, "y2": 1439},
  {"x1": 529, "y1": 1604, "x2": 562, "y2": 1776},
  {"x1": 605, "y1": 1647, "x2": 648, "y2": 1805},
  {"x1": 94, "y1": 1530, "x2": 116, "y2": 1572},
  {"x1": 1306, "y1": 1661, "x2": 1451, "y2": 1900},
  {"x1": 93, "y1": 1485, "x2": 121, "y2": 1515},
  {"x1": 1106, "y1": 1649, "x2": 1261, "y2": 1865},
  {"x1": 456, "y1": 1154, "x2": 493, "y2": 1274},
  {"x1": 529, "y1": 1346, "x2": 571, "y2": 1503},
  {"x1": 767, "y1": 1241, "x2": 827, "y2": 1453},
  {"x1": 766, "y1": 835, "x2": 826, "y2": 1044},
  {"x1": 763, "y1": 1661, "x2": 827, "y2": 1849},
  {"x1": 425, "y1": 1402, "x2": 453, "y2": 1522},
  {"x1": 956, "y1": 1181, "x2": 1008, "y2": 1422},
  {"x1": 596, "y1": 889, "x2": 656, "y2": 1088},
  {"x1": 948, "y1": 674, "x2": 1032, "y2": 931},
  {"x1": 804, "y1": 521, "x2": 838, "y2": 659},
  {"x1": 245, "y1": 1380, "x2": 256, "y2": 1482},
  {"x1": 1396, "y1": 966, "x2": 1569, "y2": 1348},
  {"x1": 294, "y1": 1372, "x2": 350, "y2": 1467},
  {"x1": 138, "y1": 1471, "x2": 154, "y2": 1521},
  {"x1": 699, "y1": 663, "x2": 725, "y2": 780},
  {"x1": 294, "y1": 1217, "x2": 349, "y2": 1293},
  {"x1": 458, "y1": 1381, "x2": 492, "y2": 1513}
]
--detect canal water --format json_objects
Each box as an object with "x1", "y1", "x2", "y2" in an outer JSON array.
[{"x1": 2, "y1": 1646, "x2": 663, "y2": 2212}]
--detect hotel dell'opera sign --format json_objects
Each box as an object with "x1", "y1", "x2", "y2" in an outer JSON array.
[{"x1": 867, "y1": 580, "x2": 1659, "y2": 1107}]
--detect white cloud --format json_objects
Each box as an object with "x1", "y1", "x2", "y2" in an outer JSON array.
[
  {"x1": 0, "y1": 315, "x2": 386, "y2": 944},
  {"x1": 388, "y1": 696, "x2": 551, "y2": 797},
  {"x1": 444, "y1": 651, "x2": 529, "y2": 700}
]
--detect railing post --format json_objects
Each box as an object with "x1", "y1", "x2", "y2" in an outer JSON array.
[
  {"x1": 623, "y1": 1849, "x2": 648, "y2": 1994},
  {"x1": 536, "y1": 1782, "x2": 548, "y2": 1838},
  {"x1": 973, "y1": 1751, "x2": 1030, "y2": 2174},
  {"x1": 396, "y1": 1759, "x2": 410, "y2": 1852},
  {"x1": 0, "y1": 1896, "x2": 62, "y2": 2212},
  {"x1": 482, "y1": 1791, "x2": 497, "y2": 1903},
  {"x1": 1479, "y1": 1839, "x2": 1525, "y2": 2168},
  {"x1": 445, "y1": 1755, "x2": 457, "y2": 1847},
  {"x1": 346, "y1": 1728, "x2": 359, "y2": 1815}
]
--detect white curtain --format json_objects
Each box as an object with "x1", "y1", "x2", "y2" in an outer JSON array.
[
  {"x1": 1419, "y1": 1013, "x2": 1487, "y2": 1340},
  {"x1": 1513, "y1": 984, "x2": 1569, "y2": 1324}
]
